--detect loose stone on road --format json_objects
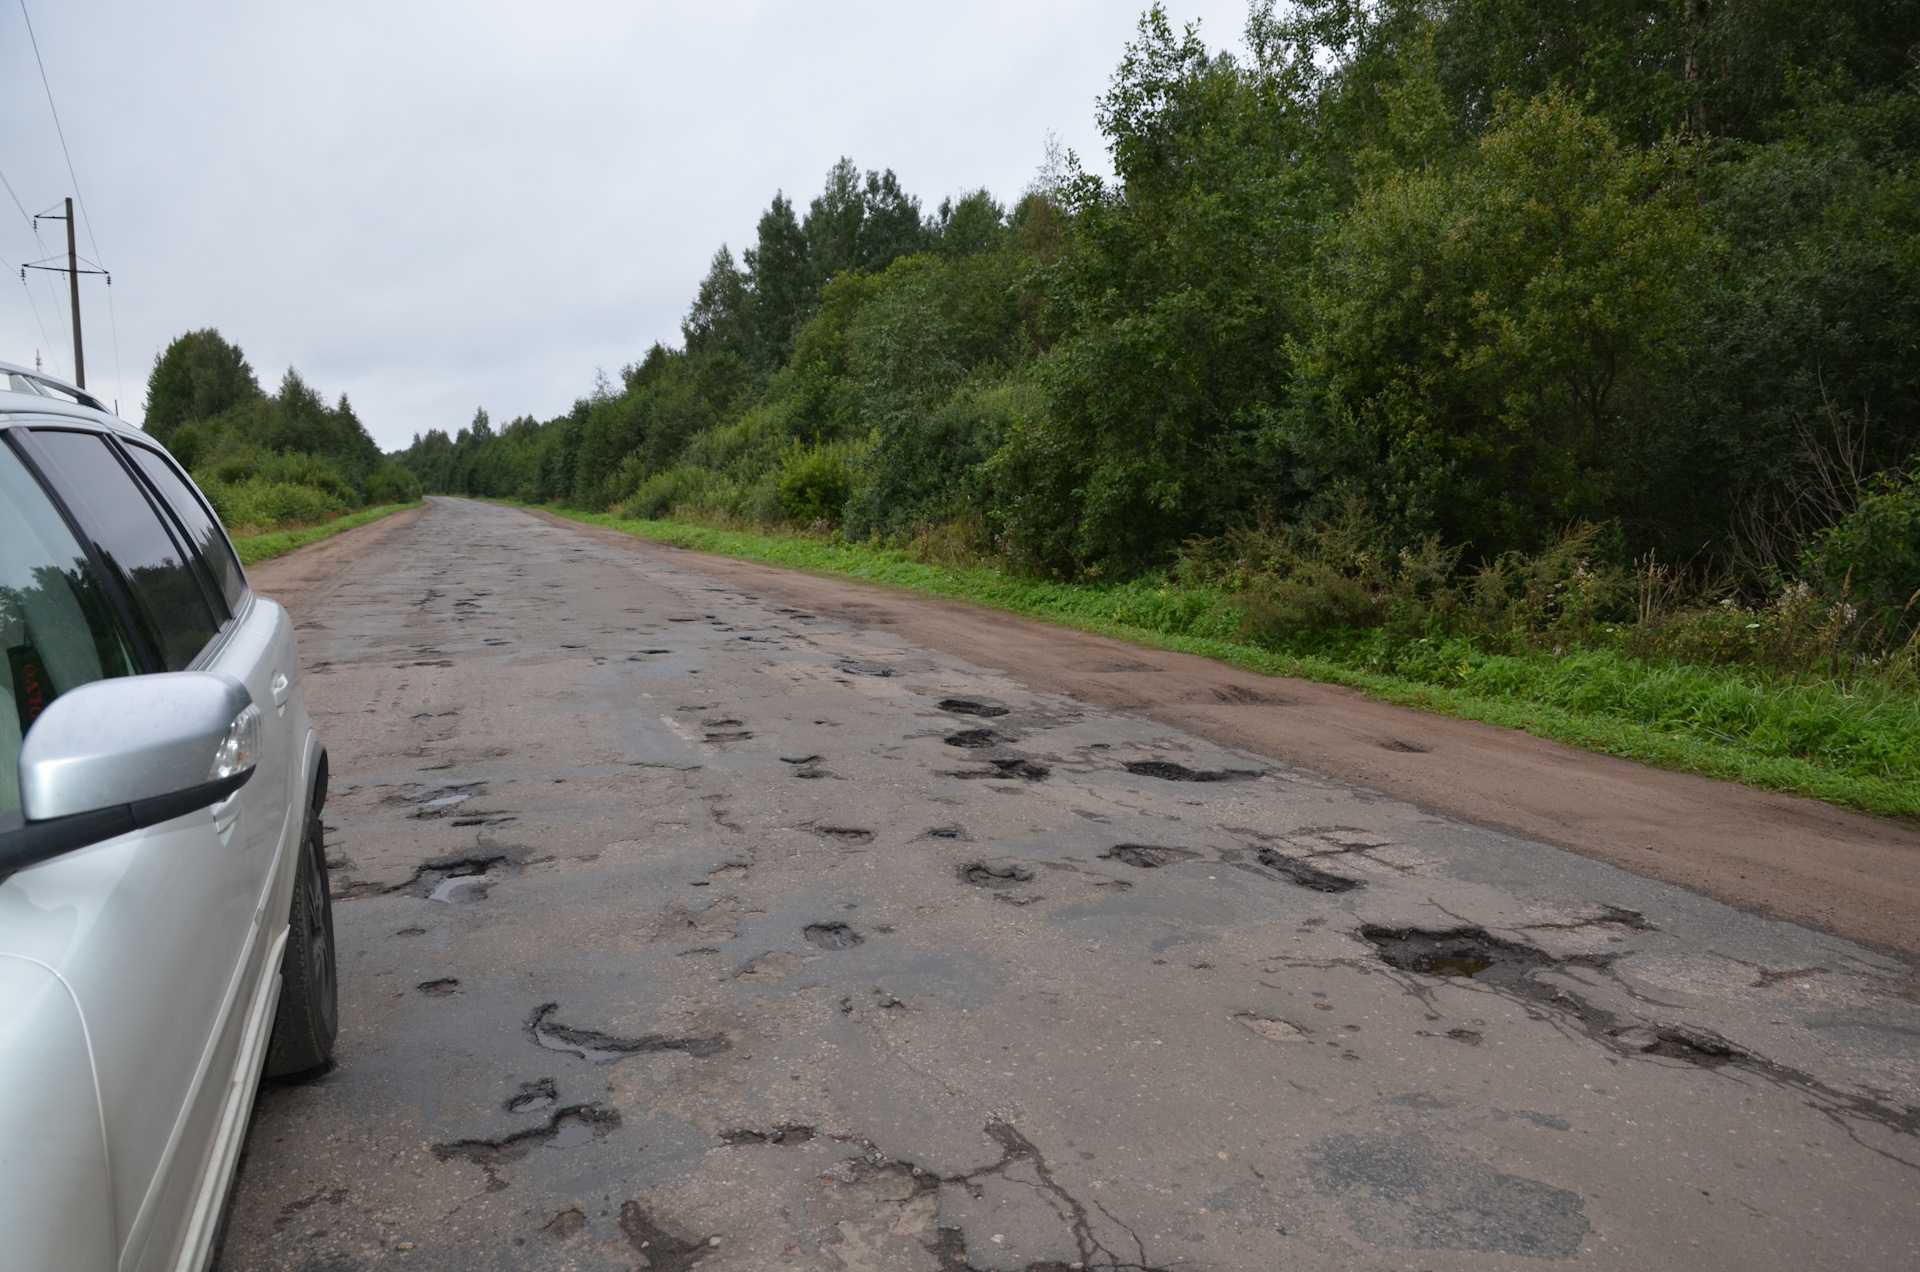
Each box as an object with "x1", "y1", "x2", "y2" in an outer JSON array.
[{"x1": 219, "y1": 497, "x2": 1919, "y2": 1271}]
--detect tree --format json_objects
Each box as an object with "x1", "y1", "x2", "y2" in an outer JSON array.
[
  {"x1": 744, "y1": 195, "x2": 812, "y2": 364},
  {"x1": 1299, "y1": 90, "x2": 1715, "y2": 551},
  {"x1": 143, "y1": 329, "x2": 260, "y2": 443},
  {"x1": 682, "y1": 246, "x2": 755, "y2": 364}
]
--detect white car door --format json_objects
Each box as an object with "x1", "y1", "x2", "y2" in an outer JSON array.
[{"x1": 5, "y1": 426, "x2": 286, "y2": 1269}]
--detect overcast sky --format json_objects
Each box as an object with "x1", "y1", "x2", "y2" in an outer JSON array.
[{"x1": 1, "y1": 1, "x2": 1256, "y2": 450}]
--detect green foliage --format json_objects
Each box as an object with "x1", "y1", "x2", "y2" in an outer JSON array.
[
  {"x1": 1809, "y1": 464, "x2": 1920, "y2": 635},
  {"x1": 145, "y1": 332, "x2": 393, "y2": 531},
  {"x1": 143, "y1": 329, "x2": 260, "y2": 445},
  {"x1": 401, "y1": 0, "x2": 1920, "y2": 728},
  {"x1": 776, "y1": 439, "x2": 861, "y2": 524}
]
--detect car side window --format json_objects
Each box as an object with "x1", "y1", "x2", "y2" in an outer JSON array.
[
  {"x1": 0, "y1": 438, "x2": 140, "y2": 816},
  {"x1": 121, "y1": 441, "x2": 248, "y2": 614},
  {"x1": 20, "y1": 429, "x2": 221, "y2": 672}
]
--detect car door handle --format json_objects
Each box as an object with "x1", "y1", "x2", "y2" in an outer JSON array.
[{"x1": 270, "y1": 672, "x2": 291, "y2": 711}]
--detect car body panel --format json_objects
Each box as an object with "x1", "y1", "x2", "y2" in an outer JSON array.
[
  {"x1": 0, "y1": 377, "x2": 323, "y2": 1272},
  {"x1": 0, "y1": 953, "x2": 117, "y2": 1272}
]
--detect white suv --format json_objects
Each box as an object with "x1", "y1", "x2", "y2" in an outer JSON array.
[{"x1": 0, "y1": 362, "x2": 335, "y2": 1271}]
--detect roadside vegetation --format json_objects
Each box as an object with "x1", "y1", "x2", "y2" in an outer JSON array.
[
  {"x1": 143, "y1": 328, "x2": 420, "y2": 539},
  {"x1": 401, "y1": 1, "x2": 1919, "y2": 816}
]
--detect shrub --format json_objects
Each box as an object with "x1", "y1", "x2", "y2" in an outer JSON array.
[
  {"x1": 364, "y1": 465, "x2": 421, "y2": 505},
  {"x1": 776, "y1": 440, "x2": 862, "y2": 525},
  {"x1": 1807, "y1": 463, "x2": 1920, "y2": 638}
]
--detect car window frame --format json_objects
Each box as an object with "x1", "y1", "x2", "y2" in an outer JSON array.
[
  {"x1": 111, "y1": 435, "x2": 247, "y2": 625},
  {"x1": 1, "y1": 423, "x2": 231, "y2": 675},
  {"x1": 1, "y1": 423, "x2": 160, "y2": 674},
  {"x1": 113, "y1": 438, "x2": 251, "y2": 618}
]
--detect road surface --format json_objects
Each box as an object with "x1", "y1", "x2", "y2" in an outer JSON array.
[{"x1": 218, "y1": 497, "x2": 1919, "y2": 1271}]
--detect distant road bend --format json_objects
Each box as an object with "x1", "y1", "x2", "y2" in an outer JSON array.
[{"x1": 219, "y1": 496, "x2": 1920, "y2": 1272}]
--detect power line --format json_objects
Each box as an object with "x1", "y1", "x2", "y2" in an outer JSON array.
[
  {"x1": 0, "y1": 163, "x2": 35, "y2": 229},
  {"x1": 18, "y1": 1, "x2": 101, "y2": 264},
  {"x1": 17, "y1": 0, "x2": 123, "y2": 401}
]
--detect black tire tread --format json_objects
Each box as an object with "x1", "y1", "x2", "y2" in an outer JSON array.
[{"x1": 264, "y1": 803, "x2": 337, "y2": 1077}]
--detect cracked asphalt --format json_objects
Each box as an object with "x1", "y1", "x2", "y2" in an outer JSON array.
[{"x1": 217, "y1": 498, "x2": 1920, "y2": 1271}]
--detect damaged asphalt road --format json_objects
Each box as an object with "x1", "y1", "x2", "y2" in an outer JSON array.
[{"x1": 218, "y1": 498, "x2": 1920, "y2": 1271}]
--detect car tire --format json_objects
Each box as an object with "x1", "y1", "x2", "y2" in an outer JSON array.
[{"x1": 264, "y1": 800, "x2": 338, "y2": 1077}]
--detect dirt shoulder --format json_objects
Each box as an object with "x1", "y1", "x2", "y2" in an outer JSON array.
[
  {"x1": 246, "y1": 502, "x2": 424, "y2": 614},
  {"x1": 523, "y1": 508, "x2": 1920, "y2": 962}
]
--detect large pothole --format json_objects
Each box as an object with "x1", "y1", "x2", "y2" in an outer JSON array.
[{"x1": 1361, "y1": 926, "x2": 1554, "y2": 989}]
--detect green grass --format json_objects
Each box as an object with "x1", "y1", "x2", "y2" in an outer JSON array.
[
  {"x1": 231, "y1": 502, "x2": 423, "y2": 566},
  {"x1": 525, "y1": 505, "x2": 1920, "y2": 823}
]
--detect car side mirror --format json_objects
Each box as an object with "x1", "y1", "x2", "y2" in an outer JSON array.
[{"x1": 0, "y1": 672, "x2": 261, "y2": 876}]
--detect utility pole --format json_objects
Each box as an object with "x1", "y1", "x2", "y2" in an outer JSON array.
[
  {"x1": 22, "y1": 197, "x2": 108, "y2": 389},
  {"x1": 63, "y1": 198, "x2": 82, "y2": 388}
]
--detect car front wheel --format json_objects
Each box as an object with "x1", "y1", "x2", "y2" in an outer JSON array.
[{"x1": 264, "y1": 802, "x2": 338, "y2": 1077}]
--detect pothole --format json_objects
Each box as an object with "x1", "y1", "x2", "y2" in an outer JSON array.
[
  {"x1": 1642, "y1": 1027, "x2": 1742, "y2": 1067},
  {"x1": 945, "y1": 758, "x2": 1050, "y2": 781},
  {"x1": 418, "y1": 854, "x2": 518, "y2": 903},
  {"x1": 394, "y1": 781, "x2": 487, "y2": 817},
  {"x1": 1361, "y1": 926, "x2": 1553, "y2": 984},
  {"x1": 813, "y1": 826, "x2": 874, "y2": 844},
  {"x1": 432, "y1": 1104, "x2": 621, "y2": 1177},
  {"x1": 417, "y1": 978, "x2": 460, "y2": 997},
  {"x1": 836, "y1": 660, "x2": 896, "y2": 677},
  {"x1": 960, "y1": 861, "x2": 1035, "y2": 888},
  {"x1": 1379, "y1": 738, "x2": 1430, "y2": 753},
  {"x1": 1101, "y1": 844, "x2": 1202, "y2": 869},
  {"x1": 1124, "y1": 760, "x2": 1258, "y2": 782},
  {"x1": 1257, "y1": 848, "x2": 1363, "y2": 892},
  {"x1": 1235, "y1": 1013, "x2": 1308, "y2": 1041},
  {"x1": 924, "y1": 825, "x2": 967, "y2": 840},
  {"x1": 618, "y1": 1203, "x2": 709, "y2": 1272},
  {"x1": 939, "y1": 698, "x2": 1009, "y2": 717},
  {"x1": 944, "y1": 728, "x2": 1007, "y2": 748},
  {"x1": 527, "y1": 1003, "x2": 727, "y2": 1061},
  {"x1": 720, "y1": 1124, "x2": 816, "y2": 1146},
  {"x1": 506, "y1": 1078, "x2": 557, "y2": 1113},
  {"x1": 803, "y1": 922, "x2": 864, "y2": 950}
]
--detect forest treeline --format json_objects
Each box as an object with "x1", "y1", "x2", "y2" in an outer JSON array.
[
  {"x1": 396, "y1": 0, "x2": 1920, "y2": 636},
  {"x1": 145, "y1": 329, "x2": 419, "y2": 531}
]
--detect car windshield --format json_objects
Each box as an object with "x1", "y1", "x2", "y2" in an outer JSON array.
[{"x1": 0, "y1": 439, "x2": 139, "y2": 816}]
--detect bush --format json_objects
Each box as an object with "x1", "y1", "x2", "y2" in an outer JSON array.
[
  {"x1": 195, "y1": 476, "x2": 346, "y2": 532},
  {"x1": 364, "y1": 465, "x2": 421, "y2": 504},
  {"x1": 1808, "y1": 463, "x2": 1920, "y2": 637},
  {"x1": 777, "y1": 440, "x2": 862, "y2": 525}
]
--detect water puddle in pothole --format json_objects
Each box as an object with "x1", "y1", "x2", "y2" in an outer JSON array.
[
  {"x1": 1361, "y1": 927, "x2": 1551, "y2": 985},
  {"x1": 506, "y1": 1079, "x2": 557, "y2": 1113},
  {"x1": 547, "y1": 1112, "x2": 603, "y2": 1149},
  {"x1": 429, "y1": 871, "x2": 500, "y2": 903}
]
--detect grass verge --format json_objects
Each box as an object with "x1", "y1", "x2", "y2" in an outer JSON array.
[
  {"x1": 526, "y1": 505, "x2": 1920, "y2": 823},
  {"x1": 232, "y1": 502, "x2": 423, "y2": 566}
]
